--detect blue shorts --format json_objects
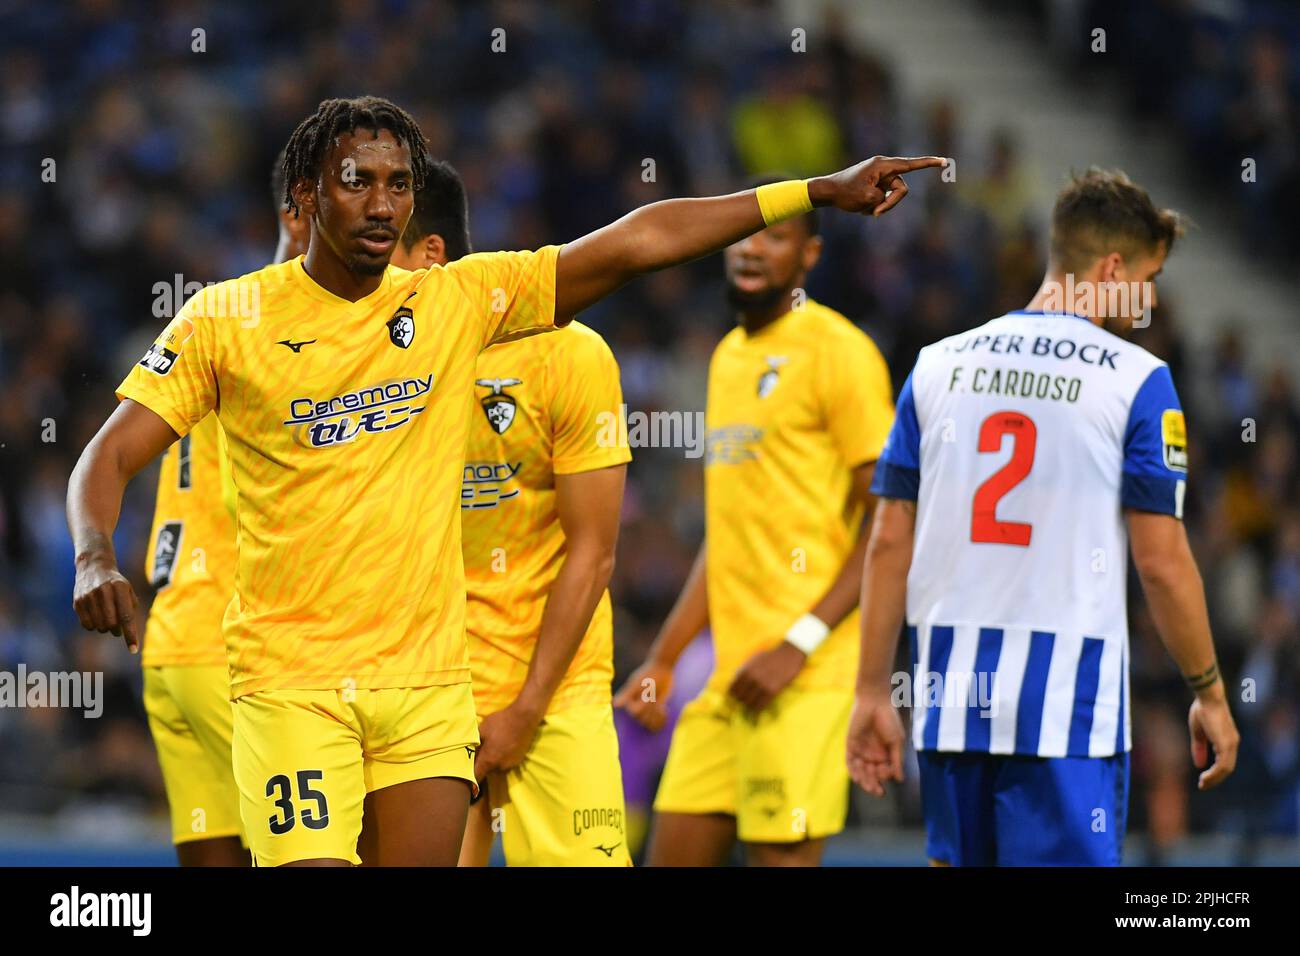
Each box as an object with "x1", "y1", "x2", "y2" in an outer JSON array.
[{"x1": 917, "y1": 750, "x2": 1130, "y2": 866}]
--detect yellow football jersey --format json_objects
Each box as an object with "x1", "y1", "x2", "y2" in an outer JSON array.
[
  {"x1": 140, "y1": 413, "x2": 238, "y2": 668},
  {"x1": 703, "y1": 299, "x2": 894, "y2": 692},
  {"x1": 118, "y1": 248, "x2": 560, "y2": 698},
  {"x1": 461, "y1": 322, "x2": 630, "y2": 716}
]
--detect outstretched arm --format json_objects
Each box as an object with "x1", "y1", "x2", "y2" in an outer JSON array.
[
  {"x1": 67, "y1": 399, "x2": 180, "y2": 651},
  {"x1": 554, "y1": 156, "x2": 947, "y2": 318}
]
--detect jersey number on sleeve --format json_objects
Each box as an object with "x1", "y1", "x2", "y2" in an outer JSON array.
[
  {"x1": 177, "y1": 434, "x2": 192, "y2": 490},
  {"x1": 970, "y1": 411, "x2": 1037, "y2": 546}
]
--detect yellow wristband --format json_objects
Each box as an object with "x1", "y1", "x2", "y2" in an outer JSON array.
[{"x1": 755, "y1": 179, "x2": 813, "y2": 226}]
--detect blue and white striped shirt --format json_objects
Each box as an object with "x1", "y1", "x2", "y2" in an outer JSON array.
[{"x1": 873, "y1": 312, "x2": 1187, "y2": 758}]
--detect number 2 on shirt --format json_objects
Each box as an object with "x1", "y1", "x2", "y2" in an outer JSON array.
[{"x1": 970, "y1": 411, "x2": 1036, "y2": 546}]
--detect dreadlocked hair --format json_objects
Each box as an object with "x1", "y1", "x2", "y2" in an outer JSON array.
[{"x1": 280, "y1": 96, "x2": 430, "y2": 217}]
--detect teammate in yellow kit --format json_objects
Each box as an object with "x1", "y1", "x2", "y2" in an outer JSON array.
[
  {"x1": 617, "y1": 178, "x2": 896, "y2": 866},
  {"x1": 139, "y1": 156, "x2": 310, "y2": 867},
  {"x1": 69, "y1": 92, "x2": 944, "y2": 866},
  {"x1": 391, "y1": 163, "x2": 632, "y2": 866},
  {"x1": 140, "y1": 414, "x2": 243, "y2": 865}
]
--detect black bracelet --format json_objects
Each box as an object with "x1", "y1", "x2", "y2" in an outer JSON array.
[{"x1": 1183, "y1": 661, "x2": 1219, "y2": 692}]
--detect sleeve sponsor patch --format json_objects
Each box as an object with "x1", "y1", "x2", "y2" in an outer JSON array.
[
  {"x1": 1161, "y1": 408, "x2": 1188, "y2": 472},
  {"x1": 139, "y1": 317, "x2": 195, "y2": 376},
  {"x1": 151, "y1": 520, "x2": 183, "y2": 588}
]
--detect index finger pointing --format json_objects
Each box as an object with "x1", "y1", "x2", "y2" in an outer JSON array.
[
  {"x1": 113, "y1": 582, "x2": 140, "y2": 653},
  {"x1": 885, "y1": 156, "x2": 948, "y2": 173}
]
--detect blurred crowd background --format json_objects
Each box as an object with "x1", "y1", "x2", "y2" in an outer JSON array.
[{"x1": 0, "y1": 0, "x2": 1296, "y2": 864}]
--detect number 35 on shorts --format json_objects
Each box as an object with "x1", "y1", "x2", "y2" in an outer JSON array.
[{"x1": 266, "y1": 770, "x2": 330, "y2": 834}]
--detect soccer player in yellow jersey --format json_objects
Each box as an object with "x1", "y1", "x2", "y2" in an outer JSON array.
[
  {"x1": 68, "y1": 92, "x2": 944, "y2": 866},
  {"x1": 617, "y1": 178, "x2": 897, "y2": 866},
  {"x1": 140, "y1": 413, "x2": 244, "y2": 865},
  {"x1": 138, "y1": 156, "x2": 310, "y2": 867},
  {"x1": 391, "y1": 163, "x2": 633, "y2": 866}
]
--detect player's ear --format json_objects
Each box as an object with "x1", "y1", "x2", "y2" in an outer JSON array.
[
  {"x1": 802, "y1": 233, "x2": 824, "y2": 273},
  {"x1": 426, "y1": 233, "x2": 448, "y2": 268},
  {"x1": 1098, "y1": 250, "x2": 1125, "y2": 283},
  {"x1": 292, "y1": 177, "x2": 317, "y2": 219}
]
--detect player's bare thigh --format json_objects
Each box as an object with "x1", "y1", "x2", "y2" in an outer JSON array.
[
  {"x1": 281, "y1": 857, "x2": 350, "y2": 867},
  {"x1": 646, "y1": 811, "x2": 736, "y2": 866},
  {"x1": 457, "y1": 786, "x2": 495, "y2": 867},
  {"x1": 176, "y1": 836, "x2": 250, "y2": 868},
  {"x1": 745, "y1": 837, "x2": 826, "y2": 867},
  {"x1": 356, "y1": 776, "x2": 472, "y2": 867}
]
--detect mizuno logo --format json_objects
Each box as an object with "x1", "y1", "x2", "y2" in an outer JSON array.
[
  {"x1": 593, "y1": 842, "x2": 622, "y2": 858},
  {"x1": 277, "y1": 338, "x2": 316, "y2": 353}
]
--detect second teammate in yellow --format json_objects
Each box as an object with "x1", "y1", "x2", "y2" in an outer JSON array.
[
  {"x1": 619, "y1": 180, "x2": 896, "y2": 866},
  {"x1": 391, "y1": 161, "x2": 633, "y2": 866}
]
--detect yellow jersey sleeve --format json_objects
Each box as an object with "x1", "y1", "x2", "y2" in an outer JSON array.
[
  {"x1": 549, "y1": 327, "x2": 632, "y2": 475},
  {"x1": 818, "y1": 328, "x2": 894, "y2": 468},
  {"x1": 441, "y1": 245, "x2": 562, "y2": 350},
  {"x1": 116, "y1": 292, "x2": 221, "y2": 436}
]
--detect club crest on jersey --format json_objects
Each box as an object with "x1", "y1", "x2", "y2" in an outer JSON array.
[
  {"x1": 476, "y1": 378, "x2": 523, "y2": 433},
  {"x1": 757, "y1": 355, "x2": 788, "y2": 398},
  {"x1": 386, "y1": 306, "x2": 414, "y2": 349}
]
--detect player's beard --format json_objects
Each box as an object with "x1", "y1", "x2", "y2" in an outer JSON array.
[
  {"x1": 348, "y1": 251, "x2": 391, "y2": 276},
  {"x1": 725, "y1": 280, "x2": 788, "y2": 314}
]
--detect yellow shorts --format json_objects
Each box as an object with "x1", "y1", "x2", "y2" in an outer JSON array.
[
  {"x1": 231, "y1": 682, "x2": 479, "y2": 867},
  {"x1": 482, "y1": 703, "x2": 631, "y2": 866},
  {"x1": 143, "y1": 664, "x2": 244, "y2": 846},
  {"x1": 654, "y1": 686, "x2": 852, "y2": 844}
]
